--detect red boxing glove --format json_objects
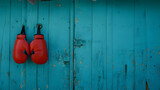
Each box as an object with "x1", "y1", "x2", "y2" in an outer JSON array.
[
  {"x1": 13, "y1": 26, "x2": 30, "y2": 64},
  {"x1": 30, "y1": 25, "x2": 48, "y2": 64}
]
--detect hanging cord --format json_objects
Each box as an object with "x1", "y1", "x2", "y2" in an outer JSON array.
[
  {"x1": 20, "y1": 25, "x2": 28, "y2": 55},
  {"x1": 20, "y1": 25, "x2": 26, "y2": 35},
  {"x1": 37, "y1": 25, "x2": 41, "y2": 35},
  {"x1": 37, "y1": 24, "x2": 42, "y2": 35}
]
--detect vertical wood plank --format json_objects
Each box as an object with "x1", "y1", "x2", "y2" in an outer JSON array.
[
  {"x1": 106, "y1": 0, "x2": 113, "y2": 89},
  {"x1": 10, "y1": 0, "x2": 26, "y2": 89},
  {"x1": 74, "y1": 0, "x2": 92, "y2": 89},
  {"x1": 37, "y1": 1, "x2": 49, "y2": 90},
  {"x1": 134, "y1": 0, "x2": 146, "y2": 89},
  {"x1": 92, "y1": 0, "x2": 107, "y2": 90},
  {"x1": 145, "y1": 1, "x2": 160, "y2": 89},
  {"x1": 26, "y1": 1, "x2": 38, "y2": 90},
  {"x1": 112, "y1": 0, "x2": 135, "y2": 89},
  {"x1": 69, "y1": 0, "x2": 74, "y2": 89},
  {"x1": 48, "y1": 0, "x2": 70, "y2": 89},
  {"x1": 0, "y1": 0, "x2": 10, "y2": 89}
]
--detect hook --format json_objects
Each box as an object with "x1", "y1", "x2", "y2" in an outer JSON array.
[{"x1": 37, "y1": 24, "x2": 42, "y2": 35}]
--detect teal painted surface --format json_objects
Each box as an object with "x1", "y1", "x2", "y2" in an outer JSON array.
[{"x1": 0, "y1": 0, "x2": 160, "y2": 90}]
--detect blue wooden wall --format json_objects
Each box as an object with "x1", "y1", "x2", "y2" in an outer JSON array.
[{"x1": 0, "y1": 0, "x2": 160, "y2": 90}]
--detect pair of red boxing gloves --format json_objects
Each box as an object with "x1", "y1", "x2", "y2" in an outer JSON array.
[{"x1": 13, "y1": 25, "x2": 48, "y2": 64}]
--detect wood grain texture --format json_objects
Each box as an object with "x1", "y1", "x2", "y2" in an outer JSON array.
[
  {"x1": 135, "y1": 0, "x2": 146, "y2": 89},
  {"x1": 69, "y1": 0, "x2": 74, "y2": 89},
  {"x1": 92, "y1": 0, "x2": 107, "y2": 90},
  {"x1": 145, "y1": 1, "x2": 160, "y2": 90},
  {"x1": 74, "y1": 0, "x2": 92, "y2": 89},
  {"x1": 0, "y1": 0, "x2": 160, "y2": 90},
  {"x1": 106, "y1": 0, "x2": 114, "y2": 89},
  {"x1": 10, "y1": 0, "x2": 26, "y2": 89},
  {"x1": 48, "y1": 0, "x2": 70, "y2": 89},
  {"x1": 112, "y1": 0, "x2": 135, "y2": 89},
  {"x1": 0, "y1": 0, "x2": 10, "y2": 89}
]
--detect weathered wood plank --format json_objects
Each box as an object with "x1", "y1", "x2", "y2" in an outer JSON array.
[
  {"x1": 9, "y1": 0, "x2": 27, "y2": 89},
  {"x1": 134, "y1": 0, "x2": 146, "y2": 89},
  {"x1": 0, "y1": 0, "x2": 160, "y2": 90},
  {"x1": 48, "y1": 0, "x2": 70, "y2": 89},
  {"x1": 145, "y1": 1, "x2": 160, "y2": 90},
  {"x1": 0, "y1": 0, "x2": 10, "y2": 89},
  {"x1": 112, "y1": 0, "x2": 135, "y2": 89},
  {"x1": 69, "y1": 0, "x2": 74, "y2": 89},
  {"x1": 106, "y1": 0, "x2": 113, "y2": 89},
  {"x1": 74, "y1": 0, "x2": 92, "y2": 89},
  {"x1": 92, "y1": 0, "x2": 107, "y2": 90}
]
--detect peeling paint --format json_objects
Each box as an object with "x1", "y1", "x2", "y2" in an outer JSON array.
[
  {"x1": 20, "y1": 84, "x2": 23, "y2": 88},
  {"x1": 107, "y1": 60, "x2": 108, "y2": 64},
  {"x1": 75, "y1": 20, "x2": 78, "y2": 22},
  {"x1": 75, "y1": 18, "x2": 79, "y2": 22},
  {"x1": 125, "y1": 64, "x2": 127, "y2": 75},
  {"x1": 146, "y1": 81, "x2": 149, "y2": 90},
  {"x1": 6, "y1": 72, "x2": 10, "y2": 77}
]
